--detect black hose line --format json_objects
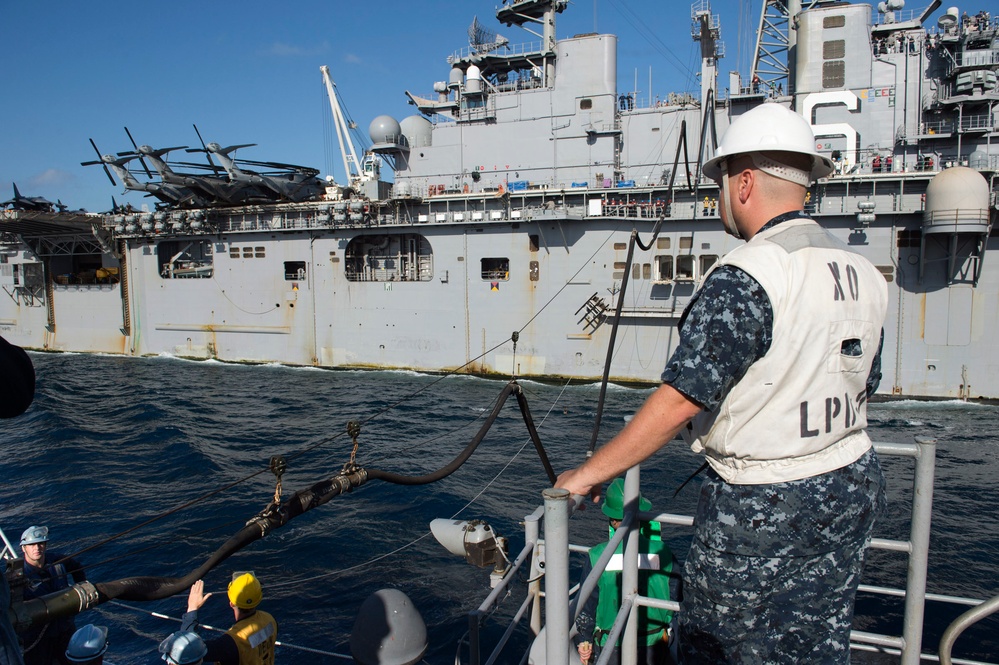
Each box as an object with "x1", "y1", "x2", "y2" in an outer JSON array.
[
  {"x1": 587, "y1": 230, "x2": 638, "y2": 456},
  {"x1": 94, "y1": 468, "x2": 370, "y2": 602},
  {"x1": 87, "y1": 379, "x2": 559, "y2": 606},
  {"x1": 513, "y1": 385, "x2": 558, "y2": 485},
  {"x1": 365, "y1": 381, "x2": 517, "y2": 485},
  {"x1": 586, "y1": 115, "x2": 693, "y2": 457}
]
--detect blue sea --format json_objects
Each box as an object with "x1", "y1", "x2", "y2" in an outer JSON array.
[{"x1": 2, "y1": 353, "x2": 998, "y2": 663}]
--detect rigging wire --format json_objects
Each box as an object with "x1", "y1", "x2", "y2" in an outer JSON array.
[
  {"x1": 516, "y1": 226, "x2": 621, "y2": 334},
  {"x1": 264, "y1": 376, "x2": 574, "y2": 591},
  {"x1": 107, "y1": 601, "x2": 351, "y2": 660},
  {"x1": 605, "y1": 0, "x2": 696, "y2": 84},
  {"x1": 67, "y1": 212, "x2": 623, "y2": 563},
  {"x1": 62, "y1": 335, "x2": 518, "y2": 563}
]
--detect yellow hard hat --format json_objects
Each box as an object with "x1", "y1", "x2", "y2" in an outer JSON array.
[{"x1": 227, "y1": 572, "x2": 262, "y2": 609}]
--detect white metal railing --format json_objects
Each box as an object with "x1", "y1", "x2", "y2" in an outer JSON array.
[{"x1": 467, "y1": 437, "x2": 999, "y2": 664}]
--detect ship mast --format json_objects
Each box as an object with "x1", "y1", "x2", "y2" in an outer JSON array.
[
  {"x1": 691, "y1": 1, "x2": 723, "y2": 108},
  {"x1": 496, "y1": 0, "x2": 568, "y2": 87},
  {"x1": 753, "y1": 0, "x2": 793, "y2": 95}
]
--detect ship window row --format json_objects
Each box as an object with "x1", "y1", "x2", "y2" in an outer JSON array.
[
  {"x1": 897, "y1": 229, "x2": 922, "y2": 248},
  {"x1": 614, "y1": 254, "x2": 719, "y2": 283},
  {"x1": 230, "y1": 246, "x2": 266, "y2": 259},
  {"x1": 651, "y1": 254, "x2": 718, "y2": 283}
]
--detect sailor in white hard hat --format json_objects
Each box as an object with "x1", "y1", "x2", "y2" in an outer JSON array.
[
  {"x1": 19, "y1": 526, "x2": 88, "y2": 665},
  {"x1": 65, "y1": 624, "x2": 111, "y2": 664},
  {"x1": 557, "y1": 102, "x2": 888, "y2": 663}
]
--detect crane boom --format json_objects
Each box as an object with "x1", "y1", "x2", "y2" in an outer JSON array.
[{"x1": 321, "y1": 65, "x2": 363, "y2": 185}]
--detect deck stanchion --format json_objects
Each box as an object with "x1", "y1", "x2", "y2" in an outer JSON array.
[
  {"x1": 901, "y1": 437, "x2": 936, "y2": 664},
  {"x1": 543, "y1": 488, "x2": 572, "y2": 665},
  {"x1": 526, "y1": 506, "x2": 544, "y2": 636},
  {"x1": 621, "y1": 469, "x2": 641, "y2": 665}
]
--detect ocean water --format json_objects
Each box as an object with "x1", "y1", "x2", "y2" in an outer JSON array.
[{"x1": 2, "y1": 352, "x2": 998, "y2": 663}]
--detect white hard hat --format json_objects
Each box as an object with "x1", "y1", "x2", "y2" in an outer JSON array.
[
  {"x1": 65, "y1": 624, "x2": 109, "y2": 663},
  {"x1": 703, "y1": 103, "x2": 835, "y2": 184},
  {"x1": 20, "y1": 526, "x2": 49, "y2": 546},
  {"x1": 159, "y1": 631, "x2": 207, "y2": 665}
]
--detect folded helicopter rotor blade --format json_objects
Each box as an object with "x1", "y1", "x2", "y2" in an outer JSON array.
[
  {"x1": 192, "y1": 124, "x2": 216, "y2": 169},
  {"x1": 88, "y1": 138, "x2": 117, "y2": 186},
  {"x1": 124, "y1": 126, "x2": 154, "y2": 179}
]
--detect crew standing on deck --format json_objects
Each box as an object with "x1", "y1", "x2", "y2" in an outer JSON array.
[
  {"x1": 19, "y1": 526, "x2": 87, "y2": 665},
  {"x1": 181, "y1": 575, "x2": 277, "y2": 665},
  {"x1": 557, "y1": 103, "x2": 887, "y2": 663},
  {"x1": 574, "y1": 479, "x2": 680, "y2": 665}
]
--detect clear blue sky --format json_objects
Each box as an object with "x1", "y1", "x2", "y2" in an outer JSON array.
[{"x1": 2, "y1": 0, "x2": 757, "y2": 213}]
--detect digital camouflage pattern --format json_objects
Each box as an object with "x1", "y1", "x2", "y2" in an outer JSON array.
[
  {"x1": 678, "y1": 450, "x2": 885, "y2": 663},
  {"x1": 661, "y1": 264, "x2": 772, "y2": 410},
  {"x1": 658, "y1": 213, "x2": 886, "y2": 662}
]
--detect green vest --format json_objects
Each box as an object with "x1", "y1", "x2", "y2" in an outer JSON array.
[{"x1": 588, "y1": 536, "x2": 674, "y2": 647}]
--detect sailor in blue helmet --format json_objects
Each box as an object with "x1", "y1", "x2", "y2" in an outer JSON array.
[
  {"x1": 64, "y1": 625, "x2": 111, "y2": 665},
  {"x1": 574, "y1": 479, "x2": 680, "y2": 665},
  {"x1": 158, "y1": 631, "x2": 206, "y2": 665},
  {"x1": 19, "y1": 526, "x2": 87, "y2": 665},
  {"x1": 558, "y1": 103, "x2": 887, "y2": 663}
]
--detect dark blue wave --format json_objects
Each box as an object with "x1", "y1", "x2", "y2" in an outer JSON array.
[{"x1": 2, "y1": 354, "x2": 996, "y2": 662}]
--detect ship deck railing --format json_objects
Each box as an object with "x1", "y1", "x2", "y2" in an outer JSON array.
[
  {"x1": 95, "y1": 163, "x2": 993, "y2": 239},
  {"x1": 447, "y1": 39, "x2": 544, "y2": 64},
  {"x1": 469, "y1": 438, "x2": 999, "y2": 665}
]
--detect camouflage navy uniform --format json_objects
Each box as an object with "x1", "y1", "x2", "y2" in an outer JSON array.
[{"x1": 661, "y1": 211, "x2": 886, "y2": 663}]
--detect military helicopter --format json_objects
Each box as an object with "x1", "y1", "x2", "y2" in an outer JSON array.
[
  {"x1": 119, "y1": 128, "x2": 276, "y2": 206},
  {"x1": 1, "y1": 183, "x2": 56, "y2": 212},
  {"x1": 82, "y1": 139, "x2": 213, "y2": 209},
  {"x1": 185, "y1": 126, "x2": 323, "y2": 203}
]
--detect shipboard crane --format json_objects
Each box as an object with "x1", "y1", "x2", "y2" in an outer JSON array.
[{"x1": 320, "y1": 65, "x2": 372, "y2": 189}]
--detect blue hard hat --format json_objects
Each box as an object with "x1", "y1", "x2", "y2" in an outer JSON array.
[
  {"x1": 66, "y1": 624, "x2": 108, "y2": 663},
  {"x1": 20, "y1": 526, "x2": 49, "y2": 546},
  {"x1": 159, "y1": 631, "x2": 207, "y2": 665}
]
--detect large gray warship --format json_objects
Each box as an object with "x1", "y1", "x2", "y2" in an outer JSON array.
[{"x1": 1, "y1": 0, "x2": 997, "y2": 399}]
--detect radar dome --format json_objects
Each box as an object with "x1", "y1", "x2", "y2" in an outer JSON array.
[
  {"x1": 923, "y1": 166, "x2": 990, "y2": 234},
  {"x1": 369, "y1": 115, "x2": 401, "y2": 144},
  {"x1": 939, "y1": 6, "x2": 959, "y2": 27},
  {"x1": 400, "y1": 115, "x2": 433, "y2": 149}
]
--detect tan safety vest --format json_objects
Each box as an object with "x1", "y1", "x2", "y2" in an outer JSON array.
[{"x1": 683, "y1": 218, "x2": 888, "y2": 484}]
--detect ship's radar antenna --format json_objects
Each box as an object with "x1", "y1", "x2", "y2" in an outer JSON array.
[{"x1": 468, "y1": 17, "x2": 509, "y2": 55}]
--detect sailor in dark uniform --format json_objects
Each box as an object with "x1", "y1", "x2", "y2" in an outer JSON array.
[
  {"x1": 1, "y1": 336, "x2": 33, "y2": 665},
  {"x1": 19, "y1": 526, "x2": 87, "y2": 665}
]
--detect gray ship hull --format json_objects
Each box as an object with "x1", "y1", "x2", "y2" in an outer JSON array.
[{"x1": 1, "y1": 0, "x2": 997, "y2": 399}]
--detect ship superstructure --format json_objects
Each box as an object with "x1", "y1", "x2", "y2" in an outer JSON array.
[{"x1": 0, "y1": 0, "x2": 996, "y2": 398}]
